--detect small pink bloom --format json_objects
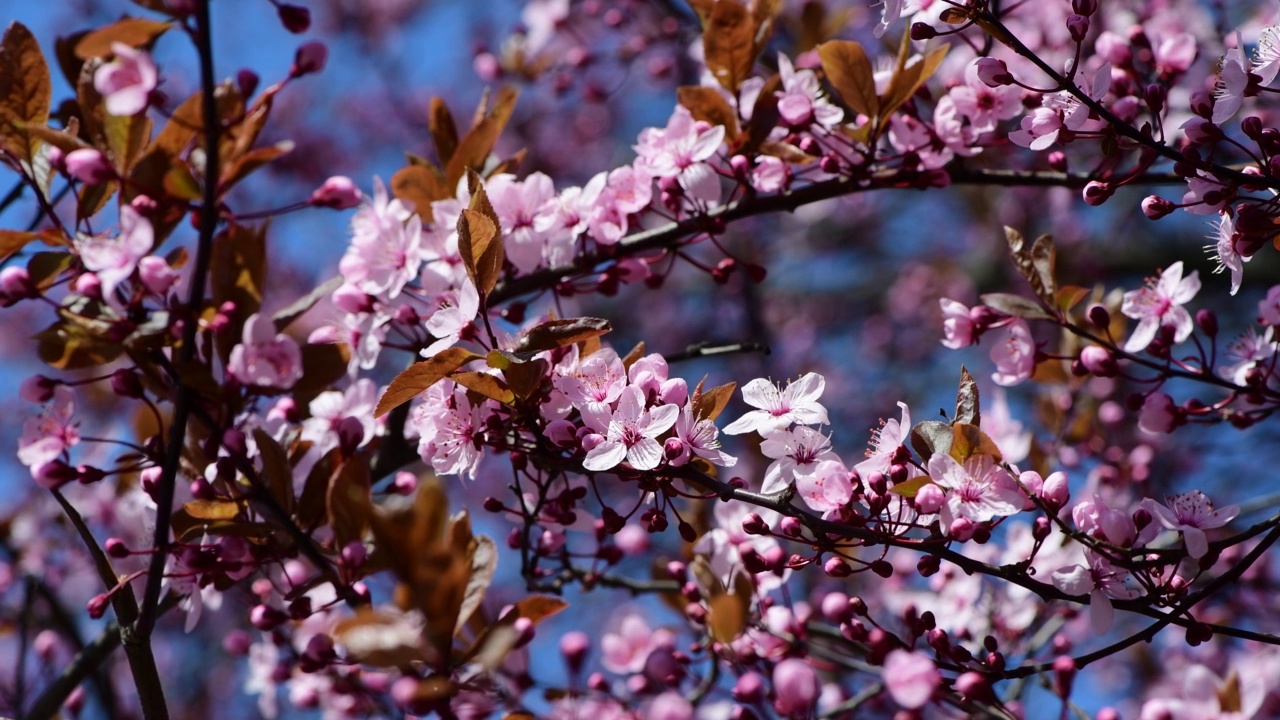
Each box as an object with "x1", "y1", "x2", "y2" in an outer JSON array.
[
  {"x1": 227, "y1": 313, "x2": 304, "y2": 388},
  {"x1": 601, "y1": 614, "x2": 667, "y2": 674},
  {"x1": 990, "y1": 318, "x2": 1035, "y2": 386},
  {"x1": 75, "y1": 205, "x2": 153, "y2": 299},
  {"x1": 18, "y1": 386, "x2": 80, "y2": 475},
  {"x1": 672, "y1": 406, "x2": 735, "y2": 468},
  {"x1": 338, "y1": 177, "x2": 421, "y2": 300},
  {"x1": 93, "y1": 43, "x2": 157, "y2": 116},
  {"x1": 1145, "y1": 490, "x2": 1239, "y2": 559},
  {"x1": 1052, "y1": 553, "x2": 1141, "y2": 634},
  {"x1": 795, "y1": 459, "x2": 852, "y2": 514},
  {"x1": 750, "y1": 155, "x2": 789, "y2": 193},
  {"x1": 1138, "y1": 392, "x2": 1178, "y2": 434},
  {"x1": 939, "y1": 298, "x2": 975, "y2": 349},
  {"x1": 927, "y1": 453, "x2": 1024, "y2": 529},
  {"x1": 1212, "y1": 37, "x2": 1249, "y2": 124},
  {"x1": 1121, "y1": 262, "x2": 1200, "y2": 353},
  {"x1": 854, "y1": 401, "x2": 910, "y2": 479},
  {"x1": 773, "y1": 658, "x2": 819, "y2": 715},
  {"x1": 582, "y1": 386, "x2": 679, "y2": 472},
  {"x1": 138, "y1": 256, "x2": 177, "y2": 295},
  {"x1": 759, "y1": 426, "x2": 838, "y2": 495},
  {"x1": 883, "y1": 649, "x2": 940, "y2": 709},
  {"x1": 722, "y1": 372, "x2": 828, "y2": 435}
]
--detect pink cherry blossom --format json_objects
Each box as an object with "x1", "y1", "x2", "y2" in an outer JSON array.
[
  {"x1": 882, "y1": 649, "x2": 940, "y2": 709},
  {"x1": 990, "y1": 318, "x2": 1035, "y2": 386},
  {"x1": 1121, "y1": 261, "x2": 1201, "y2": 353},
  {"x1": 671, "y1": 406, "x2": 736, "y2": 468},
  {"x1": 773, "y1": 658, "x2": 819, "y2": 715},
  {"x1": 1220, "y1": 326, "x2": 1276, "y2": 386},
  {"x1": 420, "y1": 279, "x2": 480, "y2": 358},
  {"x1": 410, "y1": 383, "x2": 487, "y2": 479},
  {"x1": 854, "y1": 401, "x2": 910, "y2": 479},
  {"x1": 488, "y1": 172, "x2": 557, "y2": 274},
  {"x1": 582, "y1": 386, "x2": 678, "y2": 472},
  {"x1": 926, "y1": 453, "x2": 1024, "y2": 529},
  {"x1": 1145, "y1": 490, "x2": 1239, "y2": 559},
  {"x1": 227, "y1": 313, "x2": 304, "y2": 389},
  {"x1": 301, "y1": 379, "x2": 378, "y2": 454},
  {"x1": 759, "y1": 426, "x2": 839, "y2": 495},
  {"x1": 93, "y1": 43, "x2": 157, "y2": 116},
  {"x1": 949, "y1": 60, "x2": 1023, "y2": 133},
  {"x1": 1255, "y1": 26, "x2": 1280, "y2": 87},
  {"x1": 74, "y1": 205, "x2": 153, "y2": 299},
  {"x1": 1212, "y1": 37, "x2": 1249, "y2": 124},
  {"x1": 874, "y1": 0, "x2": 906, "y2": 38},
  {"x1": 722, "y1": 372, "x2": 828, "y2": 435},
  {"x1": 776, "y1": 53, "x2": 843, "y2": 129},
  {"x1": 634, "y1": 106, "x2": 725, "y2": 205},
  {"x1": 18, "y1": 386, "x2": 80, "y2": 477},
  {"x1": 1138, "y1": 663, "x2": 1266, "y2": 720},
  {"x1": 600, "y1": 614, "x2": 671, "y2": 674},
  {"x1": 337, "y1": 177, "x2": 422, "y2": 300},
  {"x1": 1205, "y1": 212, "x2": 1246, "y2": 295},
  {"x1": 1010, "y1": 64, "x2": 1110, "y2": 150},
  {"x1": 795, "y1": 459, "x2": 853, "y2": 515},
  {"x1": 554, "y1": 346, "x2": 626, "y2": 419},
  {"x1": 939, "y1": 298, "x2": 975, "y2": 349},
  {"x1": 1052, "y1": 553, "x2": 1142, "y2": 634}
]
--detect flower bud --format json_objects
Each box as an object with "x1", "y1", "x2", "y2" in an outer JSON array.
[
  {"x1": 824, "y1": 557, "x2": 852, "y2": 577},
  {"x1": 975, "y1": 57, "x2": 1012, "y2": 87},
  {"x1": 292, "y1": 41, "x2": 328, "y2": 77},
  {"x1": 20, "y1": 374, "x2": 57, "y2": 403},
  {"x1": 1082, "y1": 180, "x2": 1112, "y2": 206},
  {"x1": 310, "y1": 176, "x2": 362, "y2": 209},
  {"x1": 278, "y1": 4, "x2": 311, "y2": 33},
  {"x1": 1087, "y1": 304, "x2": 1111, "y2": 328},
  {"x1": 87, "y1": 593, "x2": 110, "y2": 619},
  {"x1": 742, "y1": 512, "x2": 768, "y2": 535},
  {"x1": 915, "y1": 483, "x2": 944, "y2": 514},
  {"x1": 772, "y1": 659, "x2": 819, "y2": 716},
  {"x1": 1079, "y1": 345, "x2": 1117, "y2": 377},
  {"x1": 1141, "y1": 194, "x2": 1175, "y2": 219},
  {"x1": 733, "y1": 671, "x2": 765, "y2": 703},
  {"x1": 64, "y1": 149, "x2": 114, "y2": 183}
]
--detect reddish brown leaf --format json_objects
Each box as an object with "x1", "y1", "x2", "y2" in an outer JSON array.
[
  {"x1": 0, "y1": 230, "x2": 41, "y2": 261},
  {"x1": 450, "y1": 371, "x2": 515, "y2": 405},
  {"x1": 390, "y1": 163, "x2": 449, "y2": 222},
  {"x1": 457, "y1": 207, "x2": 502, "y2": 297},
  {"x1": 327, "y1": 457, "x2": 371, "y2": 550},
  {"x1": 0, "y1": 22, "x2": 52, "y2": 165},
  {"x1": 692, "y1": 381, "x2": 737, "y2": 422},
  {"x1": 375, "y1": 348, "x2": 480, "y2": 417},
  {"x1": 516, "y1": 317, "x2": 612, "y2": 353},
  {"x1": 818, "y1": 40, "x2": 877, "y2": 119},
  {"x1": 429, "y1": 96, "x2": 459, "y2": 165},
  {"x1": 676, "y1": 86, "x2": 740, "y2": 139},
  {"x1": 75, "y1": 18, "x2": 172, "y2": 59},
  {"x1": 445, "y1": 86, "x2": 518, "y2": 188}
]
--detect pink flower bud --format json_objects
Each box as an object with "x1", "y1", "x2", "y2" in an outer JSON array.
[
  {"x1": 949, "y1": 517, "x2": 976, "y2": 541},
  {"x1": 35, "y1": 460, "x2": 77, "y2": 490},
  {"x1": 883, "y1": 649, "x2": 940, "y2": 709},
  {"x1": 393, "y1": 471, "x2": 417, "y2": 494},
  {"x1": 310, "y1": 176, "x2": 362, "y2": 209},
  {"x1": 138, "y1": 256, "x2": 177, "y2": 295},
  {"x1": 915, "y1": 483, "x2": 944, "y2": 514},
  {"x1": 820, "y1": 591, "x2": 849, "y2": 622},
  {"x1": 1067, "y1": 14, "x2": 1090, "y2": 42},
  {"x1": 1138, "y1": 392, "x2": 1179, "y2": 434},
  {"x1": 559, "y1": 630, "x2": 590, "y2": 672},
  {"x1": 1041, "y1": 471, "x2": 1070, "y2": 509},
  {"x1": 975, "y1": 57, "x2": 1012, "y2": 86},
  {"x1": 824, "y1": 557, "x2": 852, "y2": 577},
  {"x1": 772, "y1": 658, "x2": 819, "y2": 716},
  {"x1": 1141, "y1": 195, "x2": 1175, "y2": 219},
  {"x1": 648, "y1": 692, "x2": 693, "y2": 720},
  {"x1": 733, "y1": 671, "x2": 765, "y2": 703},
  {"x1": 1082, "y1": 180, "x2": 1112, "y2": 206},
  {"x1": 277, "y1": 3, "x2": 311, "y2": 33},
  {"x1": 87, "y1": 593, "x2": 110, "y2": 619},
  {"x1": 473, "y1": 52, "x2": 501, "y2": 81},
  {"x1": 546, "y1": 419, "x2": 578, "y2": 447},
  {"x1": 658, "y1": 378, "x2": 688, "y2": 406},
  {"x1": 64, "y1": 149, "x2": 114, "y2": 183},
  {"x1": 1080, "y1": 346, "x2": 1117, "y2": 376},
  {"x1": 1, "y1": 266, "x2": 33, "y2": 301},
  {"x1": 20, "y1": 374, "x2": 57, "y2": 403},
  {"x1": 292, "y1": 41, "x2": 328, "y2": 76}
]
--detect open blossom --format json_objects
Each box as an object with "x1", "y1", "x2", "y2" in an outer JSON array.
[
  {"x1": 722, "y1": 372, "x2": 828, "y2": 435},
  {"x1": 410, "y1": 384, "x2": 487, "y2": 479},
  {"x1": 939, "y1": 298, "x2": 975, "y2": 348},
  {"x1": 488, "y1": 172, "x2": 556, "y2": 274},
  {"x1": 795, "y1": 459, "x2": 852, "y2": 515},
  {"x1": 1220, "y1": 326, "x2": 1276, "y2": 386},
  {"x1": 1009, "y1": 63, "x2": 1110, "y2": 150},
  {"x1": 882, "y1": 650, "x2": 940, "y2": 709},
  {"x1": 990, "y1": 319, "x2": 1035, "y2": 386},
  {"x1": 337, "y1": 177, "x2": 421, "y2": 300},
  {"x1": 74, "y1": 205, "x2": 153, "y2": 299},
  {"x1": 554, "y1": 346, "x2": 626, "y2": 419},
  {"x1": 634, "y1": 106, "x2": 725, "y2": 205},
  {"x1": 1121, "y1": 261, "x2": 1201, "y2": 353},
  {"x1": 1052, "y1": 553, "x2": 1142, "y2": 634},
  {"x1": 671, "y1": 406, "x2": 736, "y2": 467},
  {"x1": 582, "y1": 386, "x2": 678, "y2": 472},
  {"x1": 1212, "y1": 36, "x2": 1250, "y2": 125},
  {"x1": 18, "y1": 386, "x2": 80, "y2": 476},
  {"x1": 1139, "y1": 663, "x2": 1266, "y2": 720},
  {"x1": 949, "y1": 59, "x2": 1022, "y2": 133},
  {"x1": 926, "y1": 453, "x2": 1024, "y2": 529},
  {"x1": 228, "y1": 314, "x2": 304, "y2": 388},
  {"x1": 1205, "y1": 212, "x2": 1246, "y2": 295},
  {"x1": 854, "y1": 401, "x2": 910, "y2": 479},
  {"x1": 759, "y1": 426, "x2": 838, "y2": 495},
  {"x1": 776, "y1": 53, "x2": 842, "y2": 128},
  {"x1": 600, "y1": 614, "x2": 673, "y2": 674},
  {"x1": 1145, "y1": 490, "x2": 1239, "y2": 559},
  {"x1": 93, "y1": 42, "x2": 157, "y2": 116},
  {"x1": 301, "y1": 379, "x2": 378, "y2": 454},
  {"x1": 421, "y1": 278, "x2": 480, "y2": 358}
]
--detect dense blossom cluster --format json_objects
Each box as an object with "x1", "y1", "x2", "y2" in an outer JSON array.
[{"x1": 9, "y1": 0, "x2": 1280, "y2": 719}]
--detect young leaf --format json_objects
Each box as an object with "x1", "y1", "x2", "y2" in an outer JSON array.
[
  {"x1": 444, "y1": 86, "x2": 518, "y2": 188},
  {"x1": 327, "y1": 456, "x2": 371, "y2": 550},
  {"x1": 429, "y1": 96, "x2": 459, "y2": 165},
  {"x1": 74, "y1": 18, "x2": 172, "y2": 59},
  {"x1": 457, "y1": 207, "x2": 501, "y2": 297},
  {"x1": 954, "y1": 366, "x2": 980, "y2": 427},
  {"x1": 375, "y1": 347, "x2": 480, "y2": 417},
  {"x1": 950, "y1": 423, "x2": 1003, "y2": 463},
  {"x1": 621, "y1": 341, "x2": 647, "y2": 372},
  {"x1": 450, "y1": 371, "x2": 515, "y2": 405},
  {"x1": 391, "y1": 163, "x2": 449, "y2": 222},
  {"x1": 888, "y1": 475, "x2": 933, "y2": 498},
  {"x1": 454, "y1": 535, "x2": 497, "y2": 636},
  {"x1": 817, "y1": 41, "x2": 878, "y2": 119},
  {"x1": 0, "y1": 22, "x2": 52, "y2": 165},
  {"x1": 692, "y1": 381, "x2": 737, "y2": 422},
  {"x1": 699, "y1": 0, "x2": 757, "y2": 93},
  {"x1": 980, "y1": 292, "x2": 1053, "y2": 320},
  {"x1": 676, "y1": 86, "x2": 741, "y2": 139},
  {"x1": 516, "y1": 317, "x2": 611, "y2": 353},
  {"x1": 1004, "y1": 226, "x2": 1057, "y2": 305},
  {"x1": 252, "y1": 428, "x2": 294, "y2": 515},
  {"x1": 910, "y1": 420, "x2": 952, "y2": 463},
  {"x1": 879, "y1": 43, "x2": 949, "y2": 125}
]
